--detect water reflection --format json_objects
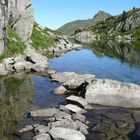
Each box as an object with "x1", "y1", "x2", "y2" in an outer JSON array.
[
  {"x1": 89, "y1": 40, "x2": 140, "y2": 67},
  {"x1": 0, "y1": 75, "x2": 35, "y2": 139},
  {"x1": 50, "y1": 41, "x2": 140, "y2": 84},
  {"x1": 0, "y1": 75, "x2": 66, "y2": 140}
]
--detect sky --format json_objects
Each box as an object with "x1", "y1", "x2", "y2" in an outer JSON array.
[{"x1": 32, "y1": 0, "x2": 140, "y2": 30}]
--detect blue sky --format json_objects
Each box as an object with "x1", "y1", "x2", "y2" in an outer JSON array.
[{"x1": 32, "y1": 0, "x2": 140, "y2": 30}]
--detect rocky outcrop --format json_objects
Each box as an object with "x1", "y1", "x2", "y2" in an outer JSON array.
[
  {"x1": 0, "y1": 0, "x2": 34, "y2": 54},
  {"x1": 75, "y1": 31, "x2": 97, "y2": 43},
  {"x1": 0, "y1": 46, "x2": 50, "y2": 76},
  {"x1": 115, "y1": 10, "x2": 140, "y2": 32},
  {"x1": 46, "y1": 35, "x2": 82, "y2": 55}
]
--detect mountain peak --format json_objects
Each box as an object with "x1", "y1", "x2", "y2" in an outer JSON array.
[{"x1": 93, "y1": 11, "x2": 111, "y2": 21}]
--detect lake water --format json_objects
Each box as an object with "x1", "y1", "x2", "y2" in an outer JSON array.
[
  {"x1": 0, "y1": 41, "x2": 140, "y2": 139},
  {"x1": 50, "y1": 41, "x2": 140, "y2": 84}
]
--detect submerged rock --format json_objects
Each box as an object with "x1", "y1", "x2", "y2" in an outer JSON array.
[
  {"x1": 85, "y1": 79, "x2": 140, "y2": 108},
  {"x1": 49, "y1": 127, "x2": 86, "y2": 140}
]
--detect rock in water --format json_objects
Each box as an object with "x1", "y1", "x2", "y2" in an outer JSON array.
[
  {"x1": 85, "y1": 79, "x2": 140, "y2": 108},
  {"x1": 64, "y1": 104, "x2": 87, "y2": 114},
  {"x1": 49, "y1": 127, "x2": 86, "y2": 140}
]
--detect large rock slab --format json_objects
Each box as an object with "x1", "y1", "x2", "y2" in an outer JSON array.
[
  {"x1": 51, "y1": 72, "x2": 95, "y2": 89},
  {"x1": 63, "y1": 74, "x2": 95, "y2": 90},
  {"x1": 49, "y1": 127, "x2": 86, "y2": 140},
  {"x1": 30, "y1": 108, "x2": 59, "y2": 117},
  {"x1": 66, "y1": 95, "x2": 88, "y2": 108},
  {"x1": 85, "y1": 79, "x2": 140, "y2": 108}
]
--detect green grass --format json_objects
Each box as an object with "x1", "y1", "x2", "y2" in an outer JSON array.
[
  {"x1": 0, "y1": 26, "x2": 26, "y2": 62},
  {"x1": 7, "y1": 25, "x2": 26, "y2": 55},
  {"x1": 31, "y1": 24, "x2": 54, "y2": 49}
]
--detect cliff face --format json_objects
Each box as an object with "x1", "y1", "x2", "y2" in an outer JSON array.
[{"x1": 0, "y1": 0, "x2": 34, "y2": 53}]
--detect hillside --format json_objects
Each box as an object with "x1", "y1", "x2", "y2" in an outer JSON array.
[
  {"x1": 75, "y1": 8, "x2": 140, "y2": 43},
  {"x1": 57, "y1": 11, "x2": 111, "y2": 35}
]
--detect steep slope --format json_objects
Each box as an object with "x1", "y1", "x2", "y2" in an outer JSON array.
[
  {"x1": 57, "y1": 11, "x2": 111, "y2": 35},
  {"x1": 0, "y1": 0, "x2": 34, "y2": 54},
  {"x1": 75, "y1": 8, "x2": 140, "y2": 43}
]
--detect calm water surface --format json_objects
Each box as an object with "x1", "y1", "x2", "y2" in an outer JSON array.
[{"x1": 50, "y1": 41, "x2": 140, "y2": 84}]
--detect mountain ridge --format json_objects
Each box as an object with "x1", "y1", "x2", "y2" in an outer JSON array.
[{"x1": 57, "y1": 11, "x2": 111, "y2": 35}]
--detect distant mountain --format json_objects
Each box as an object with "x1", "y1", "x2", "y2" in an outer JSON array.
[
  {"x1": 57, "y1": 11, "x2": 111, "y2": 35},
  {"x1": 75, "y1": 8, "x2": 140, "y2": 43}
]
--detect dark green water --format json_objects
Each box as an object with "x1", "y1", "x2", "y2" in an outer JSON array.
[{"x1": 0, "y1": 75, "x2": 65, "y2": 140}]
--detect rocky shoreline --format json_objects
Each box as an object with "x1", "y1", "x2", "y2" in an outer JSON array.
[
  {"x1": 0, "y1": 37, "x2": 82, "y2": 77},
  {"x1": 15, "y1": 71, "x2": 140, "y2": 140}
]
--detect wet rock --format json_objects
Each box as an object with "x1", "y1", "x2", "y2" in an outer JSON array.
[
  {"x1": 66, "y1": 95, "x2": 88, "y2": 108},
  {"x1": 33, "y1": 134, "x2": 51, "y2": 140},
  {"x1": 86, "y1": 79, "x2": 140, "y2": 108},
  {"x1": 49, "y1": 127, "x2": 86, "y2": 140},
  {"x1": 33, "y1": 124, "x2": 50, "y2": 134},
  {"x1": 30, "y1": 108, "x2": 59, "y2": 118},
  {"x1": 64, "y1": 104, "x2": 87, "y2": 114},
  {"x1": 54, "y1": 86, "x2": 67, "y2": 95},
  {"x1": 19, "y1": 125, "x2": 33, "y2": 133}
]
